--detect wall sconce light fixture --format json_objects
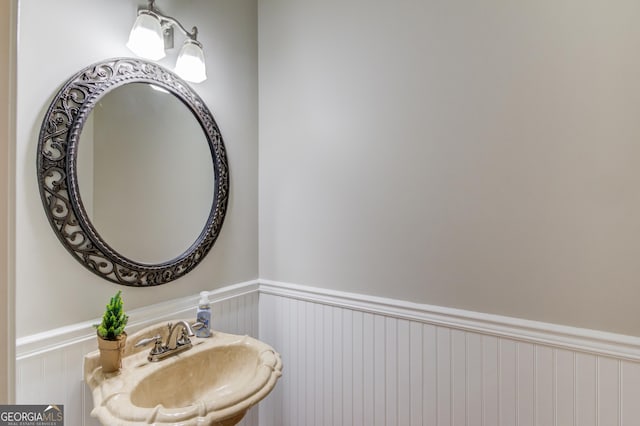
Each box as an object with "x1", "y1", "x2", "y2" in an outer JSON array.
[{"x1": 127, "y1": 0, "x2": 207, "y2": 83}]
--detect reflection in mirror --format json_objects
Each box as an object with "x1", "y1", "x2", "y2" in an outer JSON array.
[{"x1": 77, "y1": 83, "x2": 214, "y2": 264}]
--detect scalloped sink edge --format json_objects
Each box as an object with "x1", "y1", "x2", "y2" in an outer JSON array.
[{"x1": 84, "y1": 322, "x2": 283, "y2": 426}]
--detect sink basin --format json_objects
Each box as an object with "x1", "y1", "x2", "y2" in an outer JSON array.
[{"x1": 84, "y1": 322, "x2": 282, "y2": 425}]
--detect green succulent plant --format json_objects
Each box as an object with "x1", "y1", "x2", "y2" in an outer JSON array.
[{"x1": 95, "y1": 290, "x2": 129, "y2": 340}]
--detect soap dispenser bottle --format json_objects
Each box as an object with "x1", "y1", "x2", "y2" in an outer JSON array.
[{"x1": 196, "y1": 291, "x2": 211, "y2": 337}]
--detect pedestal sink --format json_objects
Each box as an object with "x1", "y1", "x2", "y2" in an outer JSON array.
[{"x1": 84, "y1": 322, "x2": 282, "y2": 426}]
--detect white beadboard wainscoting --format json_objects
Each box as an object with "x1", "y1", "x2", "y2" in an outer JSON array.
[
  {"x1": 258, "y1": 281, "x2": 640, "y2": 426},
  {"x1": 15, "y1": 279, "x2": 640, "y2": 425},
  {"x1": 15, "y1": 281, "x2": 260, "y2": 426}
]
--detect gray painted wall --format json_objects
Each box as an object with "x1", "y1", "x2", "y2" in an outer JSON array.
[
  {"x1": 12, "y1": 0, "x2": 640, "y2": 341},
  {"x1": 15, "y1": 0, "x2": 258, "y2": 337},
  {"x1": 258, "y1": 0, "x2": 640, "y2": 335}
]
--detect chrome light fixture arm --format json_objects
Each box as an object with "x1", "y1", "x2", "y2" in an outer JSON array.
[{"x1": 142, "y1": 0, "x2": 199, "y2": 44}]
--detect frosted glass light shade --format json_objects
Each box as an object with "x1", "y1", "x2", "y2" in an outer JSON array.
[
  {"x1": 175, "y1": 40, "x2": 207, "y2": 83},
  {"x1": 126, "y1": 13, "x2": 166, "y2": 61}
]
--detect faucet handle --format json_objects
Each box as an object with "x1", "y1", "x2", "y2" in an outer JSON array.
[
  {"x1": 177, "y1": 328, "x2": 191, "y2": 346},
  {"x1": 134, "y1": 334, "x2": 165, "y2": 358},
  {"x1": 134, "y1": 335, "x2": 162, "y2": 349}
]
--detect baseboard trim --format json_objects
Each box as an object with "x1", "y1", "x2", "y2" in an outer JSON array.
[
  {"x1": 15, "y1": 280, "x2": 259, "y2": 360},
  {"x1": 259, "y1": 279, "x2": 640, "y2": 361}
]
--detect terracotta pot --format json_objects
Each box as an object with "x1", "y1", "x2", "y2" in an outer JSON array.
[{"x1": 97, "y1": 331, "x2": 127, "y2": 373}]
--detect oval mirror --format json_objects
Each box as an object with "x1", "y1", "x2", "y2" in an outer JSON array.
[{"x1": 37, "y1": 58, "x2": 229, "y2": 286}]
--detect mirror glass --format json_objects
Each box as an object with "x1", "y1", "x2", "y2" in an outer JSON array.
[{"x1": 77, "y1": 83, "x2": 214, "y2": 264}]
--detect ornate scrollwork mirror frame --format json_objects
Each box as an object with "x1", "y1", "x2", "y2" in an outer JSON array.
[{"x1": 37, "y1": 58, "x2": 229, "y2": 286}]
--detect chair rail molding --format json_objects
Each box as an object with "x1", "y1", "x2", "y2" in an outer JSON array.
[
  {"x1": 16, "y1": 280, "x2": 260, "y2": 360},
  {"x1": 259, "y1": 279, "x2": 640, "y2": 361},
  {"x1": 19, "y1": 279, "x2": 640, "y2": 363}
]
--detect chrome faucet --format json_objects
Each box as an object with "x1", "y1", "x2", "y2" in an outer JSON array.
[
  {"x1": 135, "y1": 321, "x2": 203, "y2": 362},
  {"x1": 166, "y1": 320, "x2": 197, "y2": 350}
]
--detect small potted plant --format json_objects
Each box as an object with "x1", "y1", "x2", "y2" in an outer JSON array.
[{"x1": 95, "y1": 290, "x2": 129, "y2": 373}]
